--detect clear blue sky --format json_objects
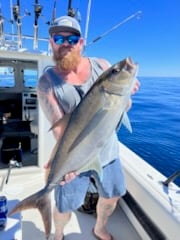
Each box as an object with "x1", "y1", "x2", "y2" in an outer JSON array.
[{"x1": 1, "y1": 0, "x2": 180, "y2": 77}]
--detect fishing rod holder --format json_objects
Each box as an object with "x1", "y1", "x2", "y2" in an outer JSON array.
[
  {"x1": 0, "y1": 159, "x2": 22, "y2": 192},
  {"x1": 162, "y1": 170, "x2": 180, "y2": 186},
  {"x1": 5, "y1": 159, "x2": 22, "y2": 184}
]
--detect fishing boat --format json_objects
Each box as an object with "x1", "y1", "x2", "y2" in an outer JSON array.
[{"x1": 0, "y1": 1, "x2": 179, "y2": 239}]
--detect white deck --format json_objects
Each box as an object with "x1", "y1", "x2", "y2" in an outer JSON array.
[{"x1": 0, "y1": 167, "x2": 141, "y2": 240}]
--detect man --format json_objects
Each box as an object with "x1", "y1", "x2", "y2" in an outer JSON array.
[{"x1": 37, "y1": 16, "x2": 140, "y2": 240}]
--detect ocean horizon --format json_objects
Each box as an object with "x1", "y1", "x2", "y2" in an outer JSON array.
[{"x1": 118, "y1": 76, "x2": 180, "y2": 187}]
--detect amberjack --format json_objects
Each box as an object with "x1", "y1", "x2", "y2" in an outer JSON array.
[{"x1": 8, "y1": 57, "x2": 138, "y2": 239}]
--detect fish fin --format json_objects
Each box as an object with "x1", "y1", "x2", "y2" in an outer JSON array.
[
  {"x1": 68, "y1": 109, "x2": 107, "y2": 153},
  {"x1": 48, "y1": 114, "x2": 71, "y2": 132},
  {"x1": 8, "y1": 188, "x2": 52, "y2": 239},
  {"x1": 77, "y1": 156, "x2": 103, "y2": 180},
  {"x1": 118, "y1": 112, "x2": 132, "y2": 133}
]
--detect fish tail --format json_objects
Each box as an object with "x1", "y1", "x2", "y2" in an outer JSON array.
[{"x1": 8, "y1": 188, "x2": 52, "y2": 239}]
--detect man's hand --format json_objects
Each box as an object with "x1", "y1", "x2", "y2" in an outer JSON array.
[
  {"x1": 60, "y1": 172, "x2": 79, "y2": 186},
  {"x1": 126, "y1": 79, "x2": 140, "y2": 111},
  {"x1": 44, "y1": 161, "x2": 79, "y2": 185},
  {"x1": 132, "y1": 79, "x2": 140, "y2": 95}
]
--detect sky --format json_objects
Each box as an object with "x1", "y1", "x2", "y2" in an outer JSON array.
[{"x1": 1, "y1": 0, "x2": 180, "y2": 77}]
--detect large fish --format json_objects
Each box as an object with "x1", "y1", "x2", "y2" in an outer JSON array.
[{"x1": 8, "y1": 57, "x2": 138, "y2": 239}]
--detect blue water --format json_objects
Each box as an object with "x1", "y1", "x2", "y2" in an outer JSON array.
[
  {"x1": 118, "y1": 77, "x2": 180, "y2": 187},
  {"x1": 0, "y1": 75, "x2": 37, "y2": 88}
]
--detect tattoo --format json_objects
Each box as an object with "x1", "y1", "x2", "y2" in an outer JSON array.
[
  {"x1": 40, "y1": 91, "x2": 63, "y2": 123},
  {"x1": 37, "y1": 76, "x2": 63, "y2": 124}
]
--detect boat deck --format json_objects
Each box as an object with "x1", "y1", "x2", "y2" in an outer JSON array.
[{"x1": 0, "y1": 167, "x2": 142, "y2": 240}]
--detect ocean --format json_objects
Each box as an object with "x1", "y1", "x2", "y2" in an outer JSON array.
[{"x1": 118, "y1": 77, "x2": 180, "y2": 187}]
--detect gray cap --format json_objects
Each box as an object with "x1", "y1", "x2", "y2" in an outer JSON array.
[{"x1": 49, "y1": 16, "x2": 81, "y2": 36}]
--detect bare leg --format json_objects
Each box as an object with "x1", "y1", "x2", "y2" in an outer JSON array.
[
  {"x1": 53, "y1": 206, "x2": 71, "y2": 240},
  {"x1": 94, "y1": 196, "x2": 120, "y2": 240}
]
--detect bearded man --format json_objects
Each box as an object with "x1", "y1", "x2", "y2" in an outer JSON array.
[{"x1": 37, "y1": 16, "x2": 140, "y2": 240}]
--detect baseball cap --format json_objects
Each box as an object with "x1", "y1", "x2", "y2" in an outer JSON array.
[{"x1": 49, "y1": 16, "x2": 81, "y2": 36}]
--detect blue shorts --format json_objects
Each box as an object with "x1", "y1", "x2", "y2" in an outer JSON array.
[{"x1": 54, "y1": 159, "x2": 126, "y2": 213}]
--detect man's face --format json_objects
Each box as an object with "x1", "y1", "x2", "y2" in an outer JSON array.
[{"x1": 50, "y1": 32, "x2": 83, "y2": 72}]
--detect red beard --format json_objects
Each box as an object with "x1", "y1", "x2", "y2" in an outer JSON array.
[{"x1": 53, "y1": 46, "x2": 81, "y2": 72}]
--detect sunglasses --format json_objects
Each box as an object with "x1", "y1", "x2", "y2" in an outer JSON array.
[{"x1": 53, "y1": 35, "x2": 80, "y2": 45}]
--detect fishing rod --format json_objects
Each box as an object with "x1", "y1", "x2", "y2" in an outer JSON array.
[
  {"x1": 12, "y1": 0, "x2": 22, "y2": 49},
  {"x1": 9, "y1": 0, "x2": 15, "y2": 41},
  {"x1": 51, "y1": 0, "x2": 57, "y2": 25},
  {"x1": 33, "y1": 0, "x2": 43, "y2": 49},
  {"x1": 67, "y1": 0, "x2": 81, "y2": 21},
  {"x1": 41, "y1": 0, "x2": 57, "y2": 26},
  {"x1": 46, "y1": 0, "x2": 57, "y2": 53},
  {"x1": 0, "y1": 4, "x2": 4, "y2": 43},
  {"x1": 67, "y1": 0, "x2": 76, "y2": 17},
  {"x1": 86, "y1": 10, "x2": 142, "y2": 47}
]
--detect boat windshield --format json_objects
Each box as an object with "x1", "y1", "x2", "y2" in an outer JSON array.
[
  {"x1": 0, "y1": 66, "x2": 15, "y2": 88},
  {"x1": 23, "y1": 69, "x2": 38, "y2": 88}
]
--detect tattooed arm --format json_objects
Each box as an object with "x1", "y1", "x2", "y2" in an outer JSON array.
[
  {"x1": 37, "y1": 74, "x2": 76, "y2": 181},
  {"x1": 37, "y1": 74, "x2": 67, "y2": 141}
]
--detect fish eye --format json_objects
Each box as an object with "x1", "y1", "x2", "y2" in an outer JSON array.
[{"x1": 111, "y1": 68, "x2": 119, "y2": 74}]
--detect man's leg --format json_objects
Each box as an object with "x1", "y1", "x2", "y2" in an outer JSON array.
[
  {"x1": 53, "y1": 172, "x2": 91, "y2": 239},
  {"x1": 91, "y1": 159, "x2": 126, "y2": 239},
  {"x1": 94, "y1": 196, "x2": 120, "y2": 240},
  {"x1": 53, "y1": 206, "x2": 71, "y2": 240}
]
